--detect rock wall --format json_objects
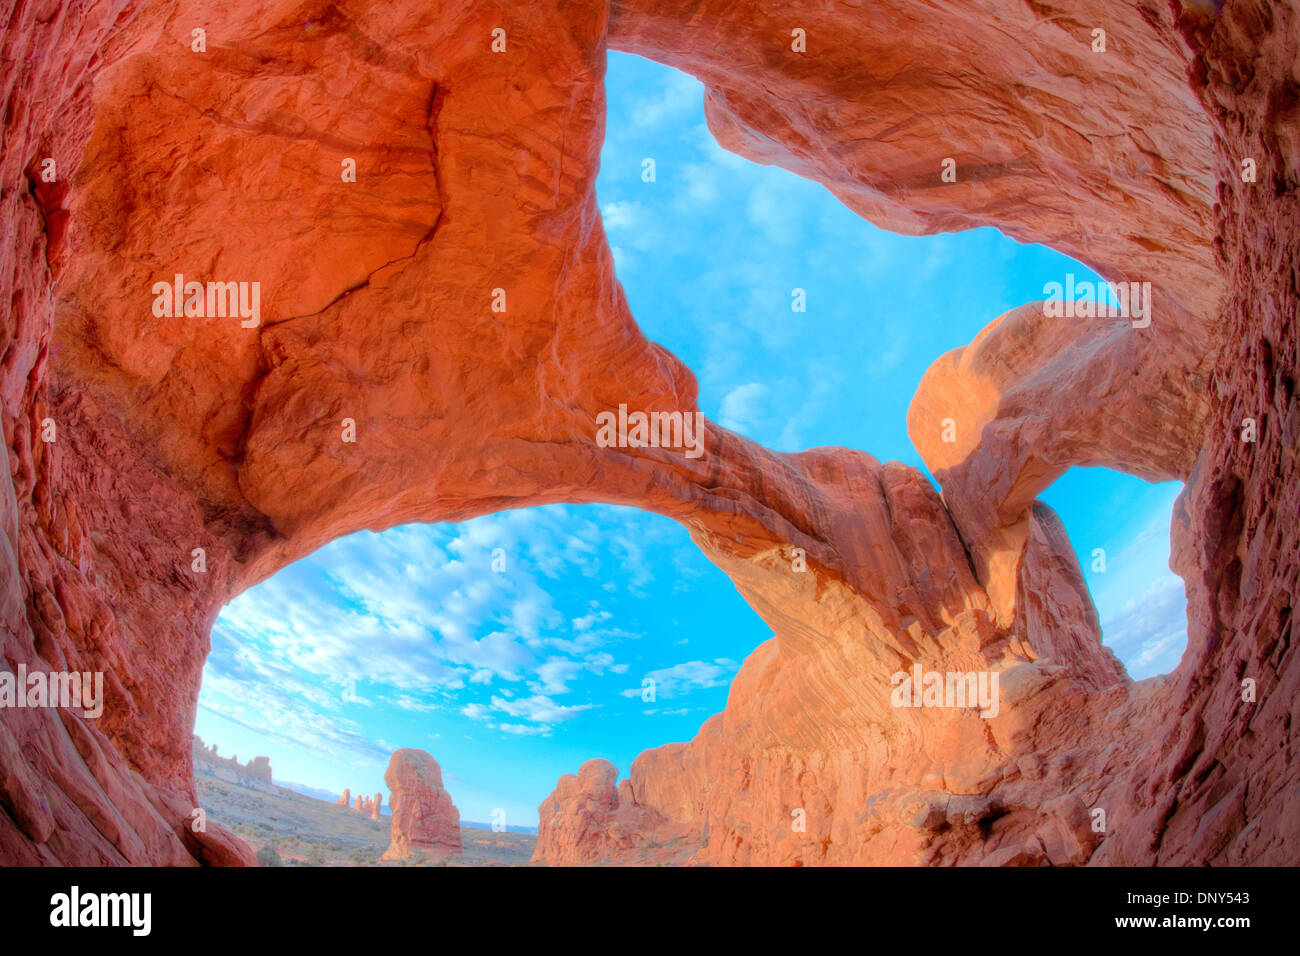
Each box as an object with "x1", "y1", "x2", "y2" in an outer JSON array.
[
  {"x1": 1, "y1": 0, "x2": 253, "y2": 866},
  {"x1": 0, "y1": 0, "x2": 1295, "y2": 866},
  {"x1": 1137, "y1": 0, "x2": 1300, "y2": 865}
]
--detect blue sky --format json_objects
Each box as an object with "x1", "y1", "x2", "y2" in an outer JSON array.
[{"x1": 195, "y1": 52, "x2": 1189, "y2": 826}]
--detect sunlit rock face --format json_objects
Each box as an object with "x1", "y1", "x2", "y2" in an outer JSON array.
[
  {"x1": 907, "y1": 302, "x2": 1204, "y2": 628},
  {"x1": 381, "y1": 749, "x2": 461, "y2": 859},
  {"x1": 534, "y1": 758, "x2": 682, "y2": 865},
  {"x1": 2, "y1": 0, "x2": 1295, "y2": 866}
]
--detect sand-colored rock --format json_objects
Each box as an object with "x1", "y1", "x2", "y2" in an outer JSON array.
[
  {"x1": 371, "y1": 793, "x2": 382, "y2": 820},
  {"x1": 1, "y1": 0, "x2": 1296, "y2": 867},
  {"x1": 535, "y1": 759, "x2": 678, "y2": 865},
  {"x1": 336, "y1": 789, "x2": 350, "y2": 809},
  {"x1": 380, "y1": 750, "x2": 461, "y2": 860},
  {"x1": 907, "y1": 302, "x2": 1207, "y2": 624}
]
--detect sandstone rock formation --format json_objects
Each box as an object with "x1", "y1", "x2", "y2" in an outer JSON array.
[
  {"x1": 535, "y1": 759, "x2": 681, "y2": 864},
  {"x1": 907, "y1": 302, "x2": 1206, "y2": 627},
  {"x1": 380, "y1": 750, "x2": 461, "y2": 860},
  {"x1": 371, "y1": 793, "x2": 383, "y2": 820},
  {"x1": 192, "y1": 736, "x2": 274, "y2": 792},
  {"x1": 609, "y1": 0, "x2": 1223, "y2": 332},
  {"x1": 336, "y1": 789, "x2": 351, "y2": 809},
  {"x1": 0, "y1": 0, "x2": 1295, "y2": 866}
]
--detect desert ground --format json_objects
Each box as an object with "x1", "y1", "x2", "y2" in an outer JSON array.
[{"x1": 195, "y1": 769, "x2": 536, "y2": 867}]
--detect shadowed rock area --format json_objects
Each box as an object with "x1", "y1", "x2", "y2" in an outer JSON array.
[{"x1": 0, "y1": 0, "x2": 1295, "y2": 865}]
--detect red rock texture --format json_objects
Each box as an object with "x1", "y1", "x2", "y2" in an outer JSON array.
[
  {"x1": 908, "y1": 302, "x2": 1207, "y2": 625},
  {"x1": 609, "y1": 0, "x2": 1224, "y2": 331},
  {"x1": 380, "y1": 749, "x2": 461, "y2": 860},
  {"x1": 535, "y1": 758, "x2": 692, "y2": 864},
  {"x1": 1, "y1": 0, "x2": 1296, "y2": 867},
  {"x1": 1, "y1": 0, "x2": 254, "y2": 867},
  {"x1": 1132, "y1": 0, "x2": 1300, "y2": 865},
  {"x1": 371, "y1": 792, "x2": 382, "y2": 820},
  {"x1": 336, "y1": 788, "x2": 350, "y2": 808}
]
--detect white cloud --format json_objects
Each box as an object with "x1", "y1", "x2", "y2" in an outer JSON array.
[
  {"x1": 385, "y1": 695, "x2": 438, "y2": 713},
  {"x1": 1086, "y1": 484, "x2": 1189, "y2": 680},
  {"x1": 718, "y1": 382, "x2": 767, "y2": 434},
  {"x1": 491, "y1": 694, "x2": 594, "y2": 724},
  {"x1": 1100, "y1": 575, "x2": 1188, "y2": 680},
  {"x1": 681, "y1": 162, "x2": 721, "y2": 205},
  {"x1": 622, "y1": 658, "x2": 739, "y2": 700},
  {"x1": 533, "y1": 659, "x2": 584, "y2": 695},
  {"x1": 573, "y1": 607, "x2": 612, "y2": 631},
  {"x1": 602, "y1": 200, "x2": 643, "y2": 232},
  {"x1": 747, "y1": 181, "x2": 798, "y2": 245},
  {"x1": 493, "y1": 723, "x2": 551, "y2": 736},
  {"x1": 198, "y1": 674, "x2": 389, "y2": 762},
  {"x1": 459, "y1": 690, "x2": 597, "y2": 735},
  {"x1": 630, "y1": 68, "x2": 702, "y2": 128}
]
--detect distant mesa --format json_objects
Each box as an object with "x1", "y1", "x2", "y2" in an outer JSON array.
[
  {"x1": 381, "y1": 749, "x2": 462, "y2": 860},
  {"x1": 192, "y1": 736, "x2": 275, "y2": 794}
]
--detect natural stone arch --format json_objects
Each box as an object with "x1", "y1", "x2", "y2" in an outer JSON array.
[{"x1": 1, "y1": 0, "x2": 1295, "y2": 866}]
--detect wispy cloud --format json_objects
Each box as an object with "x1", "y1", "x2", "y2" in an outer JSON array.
[{"x1": 622, "y1": 658, "x2": 740, "y2": 700}]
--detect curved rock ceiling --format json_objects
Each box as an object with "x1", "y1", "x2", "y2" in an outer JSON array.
[{"x1": 0, "y1": 0, "x2": 1295, "y2": 865}]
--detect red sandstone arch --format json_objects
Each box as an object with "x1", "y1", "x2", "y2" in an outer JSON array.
[{"x1": 1, "y1": 0, "x2": 1295, "y2": 865}]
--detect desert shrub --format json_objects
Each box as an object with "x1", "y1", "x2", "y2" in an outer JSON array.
[{"x1": 255, "y1": 844, "x2": 283, "y2": 867}]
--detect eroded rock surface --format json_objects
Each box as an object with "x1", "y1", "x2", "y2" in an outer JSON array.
[
  {"x1": 1, "y1": 0, "x2": 1295, "y2": 867},
  {"x1": 380, "y1": 749, "x2": 461, "y2": 860},
  {"x1": 535, "y1": 758, "x2": 690, "y2": 864},
  {"x1": 609, "y1": 0, "x2": 1224, "y2": 331}
]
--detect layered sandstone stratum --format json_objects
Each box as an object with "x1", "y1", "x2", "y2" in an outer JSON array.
[{"x1": 0, "y1": 0, "x2": 1296, "y2": 865}]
